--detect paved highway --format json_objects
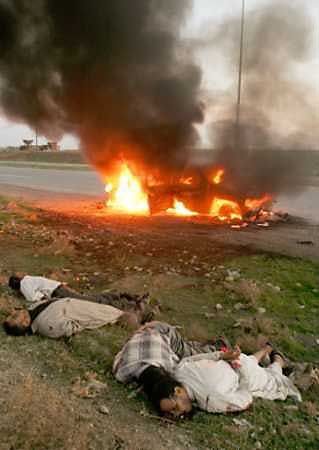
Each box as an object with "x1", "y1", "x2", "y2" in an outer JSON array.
[
  {"x1": 0, "y1": 166, "x2": 105, "y2": 195},
  {"x1": 0, "y1": 165, "x2": 318, "y2": 223}
]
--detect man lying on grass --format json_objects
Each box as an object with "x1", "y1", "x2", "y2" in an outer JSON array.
[
  {"x1": 8, "y1": 274, "x2": 158, "y2": 322},
  {"x1": 172, "y1": 343, "x2": 301, "y2": 415},
  {"x1": 3, "y1": 300, "x2": 139, "y2": 338},
  {"x1": 114, "y1": 323, "x2": 301, "y2": 418},
  {"x1": 113, "y1": 321, "x2": 231, "y2": 415},
  {"x1": 3, "y1": 273, "x2": 160, "y2": 338}
]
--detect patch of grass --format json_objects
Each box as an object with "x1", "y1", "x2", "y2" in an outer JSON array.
[
  {"x1": 0, "y1": 199, "x2": 319, "y2": 449},
  {"x1": 0, "y1": 149, "x2": 85, "y2": 163},
  {"x1": 0, "y1": 161, "x2": 90, "y2": 170}
]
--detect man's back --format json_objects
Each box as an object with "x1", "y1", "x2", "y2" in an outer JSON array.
[
  {"x1": 21, "y1": 275, "x2": 61, "y2": 304},
  {"x1": 31, "y1": 298, "x2": 123, "y2": 338}
]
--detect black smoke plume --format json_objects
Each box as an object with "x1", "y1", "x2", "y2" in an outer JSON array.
[
  {"x1": 206, "y1": 1, "x2": 316, "y2": 198},
  {"x1": 0, "y1": 0, "x2": 203, "y2": 174}
]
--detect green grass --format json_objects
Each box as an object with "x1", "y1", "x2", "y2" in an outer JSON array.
[
  {"x1": 0, "y1": 197, "x2": 318, "y2": 450},
  {"x1": 0, "y1": 161, "x2": 90, "y2": 170}
]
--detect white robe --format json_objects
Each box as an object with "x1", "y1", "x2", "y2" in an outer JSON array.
[
  {"x1": 238, "y1": 354, "x2": 301, "y2": 402},
  {"x1": 31, "y1": 298, "x2": 123, "y2": 338},
  {"x1": 21, "y1": 276, "x2": 61, "y2": 307},
  {"x1": 174, "y1": 353, "x2": 253, "y2": 413},
  {"x1": 174, "y1": 352, "x2": 301, "y2": 414}
]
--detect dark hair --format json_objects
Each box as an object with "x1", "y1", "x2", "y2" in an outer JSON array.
[
  {"x1": 139, "y1": 365, "x2": 182, "y2": 411},
  {"x1": 8, "y1": 276, "x2": 22, "y2": 291},
  {"x1": 3, "y1": 320, "x2": 31, "y2": 336}
]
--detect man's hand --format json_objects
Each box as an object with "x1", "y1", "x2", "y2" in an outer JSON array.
[{"x1": 221, "y1": 346, "x2": 241, "y2": 361}]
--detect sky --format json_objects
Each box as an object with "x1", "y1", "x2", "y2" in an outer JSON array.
[{"x1": 0, "y1": 0, "x2": 318, "y2": 149}]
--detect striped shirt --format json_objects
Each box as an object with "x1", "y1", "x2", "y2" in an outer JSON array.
[{"x1": 113, "y1": 321, "x2": 217, "y2": 383}]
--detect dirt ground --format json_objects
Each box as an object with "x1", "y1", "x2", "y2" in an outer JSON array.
[
  {"x1": 1, "y1": 184, "x2": 319, "y2": 262},
  {"x1": 0, "y1": 191, "x2": 319, "y2": 450},
  {"x1": 0, "y1": 341, "x2": 191, "y2": 450}
]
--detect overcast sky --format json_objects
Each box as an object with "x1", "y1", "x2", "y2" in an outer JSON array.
[{"x1": 0, "y1": 0, "x2": 318, "y2": 149}]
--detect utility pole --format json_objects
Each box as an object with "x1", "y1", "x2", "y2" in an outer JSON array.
[{"x1": 236, "y1": 0, "x2": 245, "y2": 130}]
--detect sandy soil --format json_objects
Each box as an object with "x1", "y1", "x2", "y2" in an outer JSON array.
[{"x1": 0, "y1": 183, "x2": 318, "y2": 262}]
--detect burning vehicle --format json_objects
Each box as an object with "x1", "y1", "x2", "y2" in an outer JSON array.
[
  {"x1": 103, "y1": 161, "x2": 286, "y2": 228},
  {"x1": 0, "y1": 0, "x2": 313, "y2": 228}
]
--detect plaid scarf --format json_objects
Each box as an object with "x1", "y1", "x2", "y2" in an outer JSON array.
[{"x1": 113, "y1": 322, "x2": 216, "y2": 383}]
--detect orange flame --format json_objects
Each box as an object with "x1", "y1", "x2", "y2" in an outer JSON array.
[
  {"x1": 213, "y1": 169, "x2": 224, "y2": 185},
  {"x1": 105, "y1": 163, "x2": 149, "y2": 214},
  {"x1": 104, "y1": 163, "x2": 273, "y2": 220},
  {"x1": 244, "y1": 194, "x2": 272, "y2": 210},
  {"x1": 180, "y1": 176, "x2": 193, "y2": 185},
  {"x1": 166, "y1": 198, "x2": 198, "y2": 216},
  {"x1": 210, "y1": 198, "x2": 242, "y2": 222}
]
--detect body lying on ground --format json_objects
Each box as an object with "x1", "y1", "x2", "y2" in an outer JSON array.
[
  {"x1": 114, "y1": 326, "x2": 301, "y2": 417},
  {"x1": 173, "y1": 344, "x2": 302, "y2": 414},
  {"x1": 8, "y1": 274, "x2": 158, "y2": 320},
  {"x1": 3, "y1": 298, "x2": 137, "y2": 338},
  {"x1": 113, "y1": 321, "x2": 227, "y2": 415},
  {"x1": 113, "y1": 321, "x2": 220, "y2": 384},
  {"x1": 3, "y1": 274, "x2": 159, "y2": 337}
]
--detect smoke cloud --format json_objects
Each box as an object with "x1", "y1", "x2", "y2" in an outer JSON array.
[
  {"x1": 206, "y1": 1, "x2": 316, "y2": 198},
  {"x1": 0, "y1": 0, "x2": 203, "y2": 173}
]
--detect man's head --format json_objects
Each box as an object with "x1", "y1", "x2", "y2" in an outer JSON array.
[
  {"x1": 139, "y1": 366, "x2": 192, "y2": 418},
  {"x1": 3, "y1": 309, "x2": 31, "y2": 336},
  {"x1": 8, "y1": 276, "x2": 22, "y2": 291}
]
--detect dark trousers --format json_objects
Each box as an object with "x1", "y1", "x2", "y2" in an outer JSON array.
[{"x1": 52, "y1": 285, "x2": 147, "y2": 312}]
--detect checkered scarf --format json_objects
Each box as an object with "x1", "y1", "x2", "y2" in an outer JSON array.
[{"x1": 113, "y1": 322, "x2": 216, "y2": 383}]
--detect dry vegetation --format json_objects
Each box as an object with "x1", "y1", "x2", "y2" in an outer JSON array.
[{"x1": 0, "y1": 196, "x2": 318, "y2": 450}]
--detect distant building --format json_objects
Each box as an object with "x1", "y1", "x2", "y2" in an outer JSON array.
[
  {"x1": 19, "y1": 140, "x2": 60, "y2": 152},
  {"x1": 47, "y1": 141, "x2": 60, "y2": 152},
  {"x1": 20, "y1": 139, "x2": 34, "y2": 150}
]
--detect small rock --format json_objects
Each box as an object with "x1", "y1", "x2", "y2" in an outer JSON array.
[
  {"x1": 316, "y1": 339, "x2": 319, "y2": 346},
  {"x1": 215, "y1": 303, "x2": 223, "y2": 311},
  {"x1": 98, "y1": 405, "x2": 110, "y2": 415},
  {"x1": 226, "y1": 269, "x2": 241, "y2": 279},
  {"x1": 225, "y1": 276, "x2": 234, "y2": 283},
  {"x1": 233, "y1": 418, "x2": 253, "y2": 429},
  {"x1": 257, "y1": 307, "x2": 266, "y2": 314},
  {"x1": 284, "y1": 405, "x2": 299, "y2": 412},
  {"x1": 295, "y1": 282, "x2": 302, "y2": 288},
  {"x1": 266, "y1": 282, "x2": 281, "y2": 292},
  {"x1": 204, "y1": 312, "x2": 214, "y2": 319},
  {"x1": 234, "y1": 302, "x2": 245, "y2": 311}
]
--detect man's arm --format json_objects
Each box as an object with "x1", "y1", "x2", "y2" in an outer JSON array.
[{"x1": 178, "y1": 348, "x2": 241, "y2": 365}]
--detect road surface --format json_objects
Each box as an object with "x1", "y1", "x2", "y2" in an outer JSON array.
[
  {"x1": 0, "y1": 165, "x2": 318, "y2": 261},
  {"x1": 0, "y1": 165, "x2": 318, "y2": 223}
]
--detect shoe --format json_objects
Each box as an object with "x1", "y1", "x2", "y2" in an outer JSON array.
[{"x1": 269, "y1": 350, "x2": 286, "y2": 365}]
